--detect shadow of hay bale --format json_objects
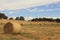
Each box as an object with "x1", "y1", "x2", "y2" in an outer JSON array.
[{"x1": 4, "y1": 21, "x2": 21, "y2": 34}]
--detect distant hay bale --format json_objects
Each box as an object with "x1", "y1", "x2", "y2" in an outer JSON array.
[
  {"x1": 30, "y1": 23, "x2": 32, "y2": 25},
  {"x1": 4, "y1": 22, "x2": 21, "y2": 34},
  {"x1": 39, "y1": 23, "x2": 44, "y2": 25},
  {"x1": 21, "y1": 23, "x2": 24, "y2": 26}
]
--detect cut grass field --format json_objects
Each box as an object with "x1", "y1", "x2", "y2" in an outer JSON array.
[{"x1": 0, "y1": 19, "x2": 60, "y2": 40}]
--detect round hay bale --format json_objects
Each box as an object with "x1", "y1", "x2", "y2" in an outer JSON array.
[{"x1": 4, "y1": 22, "x2": 21, "y2": 34}]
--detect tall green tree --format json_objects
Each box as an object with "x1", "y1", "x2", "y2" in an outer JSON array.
[
  {"x1": 56, "y1": 18, "x2": 60, "y2": 22},
  {"x1": 9, "y1": 17, "x2": 13, "y2": 20},
  {"x1": 19, "y1": 16, "x2": 25, "y2": 20},
  {"x1": 15, "y1": 17, "x2": 19, "y2": 20},
  {"x1": 0, "y1": 13, "x2": 8, "y2": 19}
]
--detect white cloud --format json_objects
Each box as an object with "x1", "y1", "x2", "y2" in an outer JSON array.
[
  {"x1": 28, "y1": 17, "x2": 33, "y2": 20},
  {"x1": 13, "y1": 17, "x2": 16, "y2": 19},
  {"x1": 43, "y1": 16, "x2": 60, "y2": 19},
  {"x1": 42, "y1": 16, "x2": 52, "y2": 18},
  {"x1": 0, "y1": 0, "x2": 60, "y2": 10},
  {"x1": 52, "y1": 17, "x2": 58, "y2": 19},
  {"x1": 25, "y1": 16, "x2": 33, "y2": 20}
]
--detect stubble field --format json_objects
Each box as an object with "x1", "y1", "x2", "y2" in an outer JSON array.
[{"x1": 0, "y1": 19, "x2": 60, "y2": 40}]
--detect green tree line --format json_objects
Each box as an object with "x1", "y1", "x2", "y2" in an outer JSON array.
[
  {"x1": 0, "y1": 12, "x2": 60, "y2": 22},
  {"x1": 31, "y1": 17, "x2": 60, "y2": 22},
  {"x1": 0, "y1": 13, "x2": 25, "y2": 20}
]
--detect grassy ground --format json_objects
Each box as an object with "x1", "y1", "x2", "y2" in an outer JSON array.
[{"x1": 0, "y1": 20, "x2": 60, "y2": 40}]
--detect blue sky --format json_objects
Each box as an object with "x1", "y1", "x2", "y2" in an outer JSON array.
[{"x1": 0, "y1": 0, "x2": 60, "y2": 20}]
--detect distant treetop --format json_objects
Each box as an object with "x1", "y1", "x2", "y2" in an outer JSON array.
[{"x1": 0, "y1": 13, "x2": 8, "y2": 19}]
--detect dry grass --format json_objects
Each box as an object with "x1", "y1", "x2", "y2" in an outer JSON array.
[{"x1": 0, "y1": 19, "x2": 60, "y2": 40}]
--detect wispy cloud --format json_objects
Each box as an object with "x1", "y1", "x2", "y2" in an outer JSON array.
[
  {"x1": 0, "y1": 0, "x2": 60, "y2": 10},
  {"x1": 8, "y1": 11, "x2": 15, "y2": 14},
  {"x1": 27, "y1": 8, "x2": 60, "y2": 12}
]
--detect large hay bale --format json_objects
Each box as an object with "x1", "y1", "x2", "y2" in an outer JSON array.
[{"x1": 4, "y1": 21, "x2": 21, "y2": 34}]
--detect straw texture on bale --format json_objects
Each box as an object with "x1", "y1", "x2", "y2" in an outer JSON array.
[{"x1": 4, "y1": 21, "x2": 21, "y2": 34}]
